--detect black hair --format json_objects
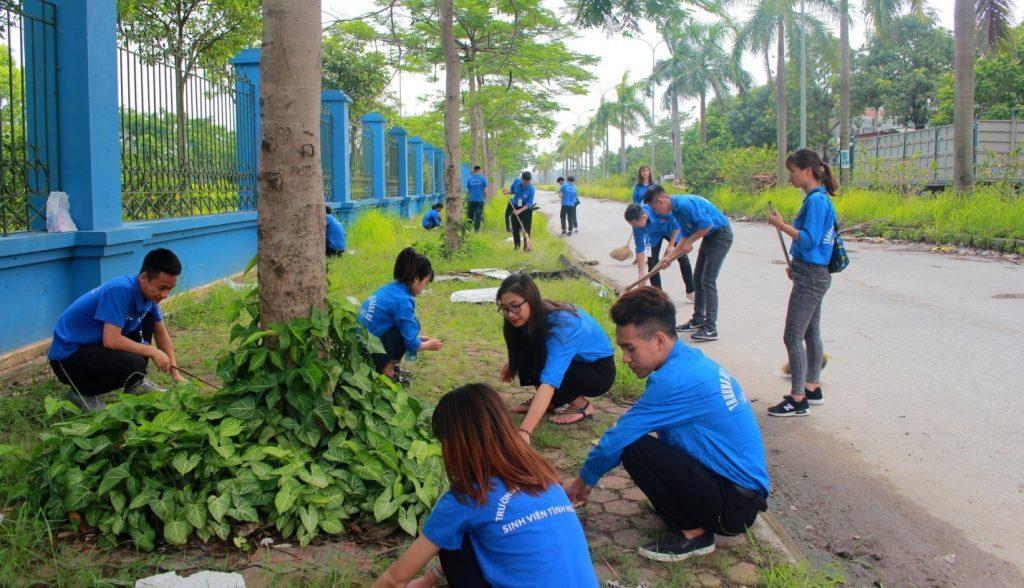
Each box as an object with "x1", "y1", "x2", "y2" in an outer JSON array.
[
  {"x1": 624, "y1": 203, "x2": 645, "y2": 223},
  {"x1": 521, "y1": 171, "x2": 532, "y2": 181},
  {"x1": 610, "y1": 287, "x2": 677, "y2": 339},
  {"x1": 556, "y1": 177, "x2": 565, "y2": 183},
  {"x1": 431, "y1": 203, "x2": 444, "y2": 210},
  {"x1": 393, "y1": 247, "x2": 434, "y2": 285},
  {"x1": 642, "y1": 184, "x2": 666, "y2": 205},
  {"x1": 635, "y1": 165, "x2": 652, "y2": 186},
  {"x1": 567, "y1": 175, "x2": 575, "y2": 182},
  {"x1": 141, "y1": 248, "x2": 182, "y2": 279},
  {"x1": 325, "y1": 205, "x2": 332, "y2": 215},
  {"x1": 473, "y1": 165, "x2": 482, "y2": 171},
  {"x1": 496, "y1": 274, "x2": 577, "y2": 382},
  {"x1": 786, "y1": 148, "x2": 838, "y2": 196}
]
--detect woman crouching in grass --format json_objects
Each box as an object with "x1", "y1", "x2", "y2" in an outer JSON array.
[
  {"x1": 373, "y1": 384, "x2": 598, "y2": 588},
  {"x1": 497, "y1": 274, "x2": 615, "y2": 438}
]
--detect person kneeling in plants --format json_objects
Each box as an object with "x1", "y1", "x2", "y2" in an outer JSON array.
[
  {"x1": 48, "y1": 248, "x2": 185, "y2": 412},
  {"x1": 358, "y1": 247, "x2": 442, "y2": 384},
  {"x1": 565, "y1": 287, "x2": 769, "y2": 563},
  {"x1": 325, "y1": 205, "x2": 346, "y2": 256},
  {"x1": 422, "y1": 203, "x2": 443, "y2": 230},
  {"x1": 497, "y1": 274, "x2": 616, "y2": 435},
  {"x1": 373, "y1": 384, "x2": 599, "y2": 588}
]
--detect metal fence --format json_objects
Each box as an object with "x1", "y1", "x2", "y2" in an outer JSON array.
[
  {"x1": 118, "y1": 45, "x2": 256, "y2": 222},
  {"x1": 386, "y1": 134, "x2": 399, "y2": 197},
  {"x1": 422, "y1": 152, "x2": 433, "y2": 195},
  {"x1": 321, "y1": 105, "x2": 333, "y2": 200},
  {"x1": 0, "y1": 1, "x2": 58, "y2": 236},
  {"x1": 406, "y1": 144, "x2": 415, "y2": 196},
  {"x1": 350, "y1": 128, "x2": 372, "y2": 199}
]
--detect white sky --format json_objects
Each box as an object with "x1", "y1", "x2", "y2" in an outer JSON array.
[{"x1": 322, "y1": 1, "x2": 1016, "y2": 156}]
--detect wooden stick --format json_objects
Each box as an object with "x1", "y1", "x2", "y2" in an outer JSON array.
[
  {"x1": 767, "y1": 201, "x2": 792, "y2": 270},
  {"x1": 513, "y1": 209, "x2": 533, "y2": 251},
  {"x1": 170, "y1": 365, "x2": 222, "y2": 392},
  {"x1": 621, "y1": 242, "x2": 690, "y2": 293}
]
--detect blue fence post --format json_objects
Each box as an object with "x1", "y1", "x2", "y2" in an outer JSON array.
[
  {"x1": 230, "y1": 48, "x2": 261, "y2": 211},
  {"x1": 49, "y1": 0, "x2": 121, "y2": 231},
  {"x1": 362, "y1": 112, "x2": 386, "y2": 200},
  {"x1": 390, "y1": 127, "x2": 409, "y2": 199},
  {"x1": 22, "y1": 1, "x2": 59, "y2": 231},
  {"x1": 409, "y1": 136, "x2": 424, "y2": 198},
  {"x1": 322, "y1": 90, "x2": 352, "y2": 203}
]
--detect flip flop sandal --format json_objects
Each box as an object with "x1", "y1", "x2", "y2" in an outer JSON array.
[
  {"x1": 550, "y1": 401, "x2": 593, "y2": 425},
  {"x1": 511, "y1": 395, "x2": 559, "y2": 414}
]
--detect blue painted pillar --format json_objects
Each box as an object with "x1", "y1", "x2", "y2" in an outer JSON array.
[
  {"x1": 230, "y1": 48, "x2": 261, "y2": 211},
  {"x1": 389, "y1": 127, "x2": 409, "y2": 198},
  {"x1": 409, "y1": 137, "x2": 424, "y2": 197},
  {"x1": 23, "y1": 1, "x2": 59, "y2": 230},
  {"x1": 322, "y1": 90, "x2": 352, "y2": 203},
  {"x1": 50, "y1": 0, "x2": 121, "y2": 230},
  {"x1": 362, "y1": 112, "x2": 386, "y2": 199}
]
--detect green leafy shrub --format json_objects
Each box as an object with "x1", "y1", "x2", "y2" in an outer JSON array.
[
  {"x1": 9, "y1": 292, "x2": 446, "y2": 551},
  {"x1": 717, "y1": 146, "x2": 776, "y2": 193}
]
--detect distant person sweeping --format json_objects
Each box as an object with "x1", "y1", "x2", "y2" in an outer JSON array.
[
  {"x1": 504, "y1": 171, "x2": 536, "y2": 251},
  {"x1": 558, "y1": 176, "x2": 580, "y2": 235},
  {"x1": 48, "y1": 248, "x2": 185, "y2": 412},
  {"x1": 466, "y1": 165, "x2": 488, "y2": 232},
  {"x1": 766, "y1": 148, "x2": 840, "y2": 417},
  {"x1": 624, "y1": 204, "x2": 690, "y2": 303},
  {"x1": 359, "y1": 248, "x2": 443, "y2": 384}
]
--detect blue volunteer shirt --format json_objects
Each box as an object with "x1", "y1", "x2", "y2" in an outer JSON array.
[
  {"x1": 559, "y1": 183, "x2": 578, "y2": 206},
  {"x1": 422, "y1": 209, "x2": 441, "y2": 229},
  {"x1": 632, "y1": 204, "x2": 682, "y2": 253},
  {"x1": 509, "y1": 179, "x2": 535, "y2": 209},
  {"x1": 579, "y1": 340, "x2": 770, "y2": 496},
  {"x1": 632, "y1": 183, "x2": 653, "y2": 204},
  {"x1": 423, "y1": 478, "x2": 599, "y2": 588},
  {"x1": 326, "y1": 213, "x2": 346, "y2": 251},
  {"x1": 467, "y1": 173, "x2": 488, "y2": 202},
  {"x1": 668, "y1": 195, "x2": 730, "y2": 238},
  {"x1": 358, "y1": 281, "x2": 421, "y2": 353},
  {"x1": 790, "y1": 187, "x2": 837, "y2": 266},
  {"x1": 48, "y1": 275, "x2": 164, "y2": 362},
  {"x1": 540, "y1": 308, "x2": 615, "y2": 389}
]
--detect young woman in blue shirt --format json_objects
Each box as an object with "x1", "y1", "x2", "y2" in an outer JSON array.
[
  {"x1": 374, "y1": 384, "x2": 598, "y2": 588},
  {"x1": 496, "y1": 274, "x2": 615, "y2": 432},
  {"x1": 358, "y1": 247, "x2": 443, "y2": 382},
  {"x1": 631, "y1": 165, "x2": 653, "y2": 204},
  {"x1": 766, "y1": 149, "x2": 839, "y2": 417}
]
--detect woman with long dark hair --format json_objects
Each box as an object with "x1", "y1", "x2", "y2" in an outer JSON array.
[
  {"x1": 358, "y1": 247, "x2": 443, "y2": 382},
  {"x1": 373, "y1": 384, "x2": 598, "y2": 588},
  {"x1": 766, "y1": 148, "x2": 839, "y2": 417},
  {"x1": 496, "y1": 274, "x2": 615, "y2": 435},
  {"x1": 632, "y1": 165, "x2": 653, "y2": 204}
]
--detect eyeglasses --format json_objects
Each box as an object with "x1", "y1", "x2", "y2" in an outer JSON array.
[{"x1": 497, "y1": 300, "x2": 528, "y2": 317}]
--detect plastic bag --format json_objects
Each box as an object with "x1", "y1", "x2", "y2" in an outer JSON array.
[{"x1": 45, "y1": 191, "x2": 78, "y2": 233}]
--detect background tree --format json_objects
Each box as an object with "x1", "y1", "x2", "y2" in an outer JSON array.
[
  {"x1": 321, "y1": 21, "x2": 398, "y2": 138},
  {"x1": 608, "y1": 72, "x2": 648, "y2": 174},
  {"x1": 440, "y1": 0, "x2": 464, "y2": 251},
  {"x1": 953, "y1": 0, "x2": 976, "y2": 190},
  {"x1": 931, "y1": 23, "x2": 1024, "y2": 125},
  {"x1": 257, "y1": 0, "x2": 325, "y2": 324}
]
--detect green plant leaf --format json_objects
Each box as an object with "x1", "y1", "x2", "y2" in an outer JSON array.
[
  {"x1": 218, "y1": 418, "x2": 244, "y2": 438},
  {"x1": 171, "y1": 452, "x2": 201, "y2": 476},
  {"x1": 242, "y1": 329, "x2": 276, "y2": 347},
  {"x1": 97, "y1": 463, "x2": 130, "y2": 495},
  {"x1": 207, "y1": 494, "x2": 230, "y2": 523},
  {"x1": 226, "y1": 397, "x2": 258, "y2": 420},
  {"x1": 184, "y1": 502, "x2": 208, "y2": 530},
  {"x1": 373, "y1": 487, "x2": 399, "y2": 522},
  {"x1": 164, "y1": 518, "x2": 191, "y2": 545},
  {"x1": 299, "y1": 505, "x2": 319, "y2": 535},
  {"x1": 275, "y1": 478, "x2": 300, "y2": 513},
  {"x1": 397, "y1": 505, "x2": 418, "y2": 536}
]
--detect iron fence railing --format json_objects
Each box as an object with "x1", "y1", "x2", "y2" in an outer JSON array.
[
  {"x1": 350, "y1": 128, "x2": 372, "y2": 200},
  {"x1": 118, "y1": 45, "x2": 256, "y2": 222},
  {"x1": 386, "y1": 134, "x2": 399, "y2": 197},
  {"x1": 422, "y1": 152, "x2": 433, "y2": 195},
  {"x1": 406, "y1": 144, "x2": 415, "y2": 196},
  {"x1": 321, "y1": 105, "x2": 333, "y2": 200},
  {"x1": 0, "y1": 1, "x2": 58, "y2": 236}
]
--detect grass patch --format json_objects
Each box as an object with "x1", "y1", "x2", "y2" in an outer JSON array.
[{"x1": 540, "y1": 174, "x2": 635, "y2": 203}]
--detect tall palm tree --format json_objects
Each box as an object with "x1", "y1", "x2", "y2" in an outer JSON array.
[
  {"x1": 734, "y1": 0, "x2": 838, "y2": 182},
  {"x1": 593, "y1": 99, "x2": 614, "y2": 176},
  {"x1": 976, "y1": 0, "x2": 1017, "y2": 54},
  {"x1": 607, "y1": 72, "x2": 648, "y2": 175}
]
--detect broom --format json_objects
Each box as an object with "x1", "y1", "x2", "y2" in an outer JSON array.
[
  {"x1": 609, "y1": 233, "x2": 633, "y2": 262},
  {"x1": 621, "y1": 242, "x2": 690, "y2": 293},
  {"x1": 512, "y1": 210, "x2": 533, "y2": 251},
  {"x1": 767, "y1": 201, "x2": 792, "y2": 271}
]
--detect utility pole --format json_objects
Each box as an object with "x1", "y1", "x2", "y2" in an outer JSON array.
[
  {"x1": 633, "y1": 38, "x2": 665, "y2": 178},
  {"x1": 799, "y1": 0, "x2": 807, "y2": 148}
]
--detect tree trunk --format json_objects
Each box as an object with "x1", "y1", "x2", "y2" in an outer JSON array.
[
  {"x1": 481, "y1": 120, "x2": 493, "y2": 198},
  {"x1": 440, "y1": 0, "x2": 463, "y2": 251},
  {"x1": 671, "y1": 92, "x2": 682, "y2": 179},
  {"x1": 775, "y1": 18, "x2": 787, "y2": 183},
  {"x1": 258, "y1": 0, "x2": 325, "y2": 325},
  {"x1": 839, "y1": 0, "x2": 850, "y2": 186},
  {"x1": 173, "y1": 57, "x2": 190, "y2": 179},
  {"x1": 953, "y1": 0, "x2": 975, "y2": 191},
  {"x1": 619, "y1": 124, "x2": 626, "y2": 176},
  {"x1": 468, "y1": 71, "x2": 480, "y2": 167},
  {"x1": 699, "y1": 89, "x2": 707, "y2": 146},
  {"x1": 764, "y1": 50, "x2": 773, "y2": 86},
  {"x1": 604, "y1": 124, "x2": 609, "y2": 177}
]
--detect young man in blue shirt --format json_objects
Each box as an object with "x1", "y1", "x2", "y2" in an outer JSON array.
[
  {"x1": 565, "y1": 287, "x2": 769, "y2": 562},
  {"x1": 504, "y1": 171, "x2": 535, "y2": 251},
  {"x1": 646, "y1": 186, "x2": 733, "y2": 342},
  {"x1": 558, "y1": 176, "x2": 580, "y2": 236},
  {"x1": 48, "y1": 248, "x2": 185, "y2": 412},
  {"x1": 624, "y1": 203, "x2": 689, "y2": 300},
  {"x1": 325, "y1": 205, "x2": 346, "y2": 256},
  {"x1": 465, "y1": 165, "x2": 488, "y2": 232},
  {"x1": 422, "y1": 203, "x2": 443, "y2": 230}
]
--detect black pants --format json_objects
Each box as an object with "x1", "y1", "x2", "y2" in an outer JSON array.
[
  {"x1": 50, "y1": 317, "x2": 154, "y2": 397},
  {"x1": 369, "y1": 327, "x2": 407, "y2": 373},
  {"x1": 572, "y1": 203, "x2": 580, "y2": 230},
  {"x1": 511, "y1": 209, "x2": 533, "y2": 249},
  {"x1": 621, "y1": 435, "x2": 766, "y2": 535},
  {"x1": 559, "y1": 205, "x2": 574, "y2": 232},
  {"x1": 467, "y1": 200, "x2": 485, "y2": 232},
  {"x1": 648, "y1": 238, "x2": 694, "y2": 293},
  {"x1": 689, "y1": 226, "x2": 733, "y2": 330},
  {"x1": 513, "y1": 345, "x2": 615, "y2": 407},
  {"x1": 504, "y1": 202, "x2": 514, "y2": 231},
  {"x1": 439, "y1": 533, "x2": 490, "y2": 588}
]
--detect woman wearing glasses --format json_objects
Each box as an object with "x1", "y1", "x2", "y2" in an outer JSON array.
[{"x1": 495, "y1": 274, "x2": 615, "y2": 440}]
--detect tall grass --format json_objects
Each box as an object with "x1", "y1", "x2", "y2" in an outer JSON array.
[
  {"x1": 712, "y1": 186, "x2": 1024, "y2": 253},
  {"x1": 540, "y1": 174, "x2": 635, "y2": 203}
]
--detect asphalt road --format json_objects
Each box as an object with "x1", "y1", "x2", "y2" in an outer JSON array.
[{"x1": 535, "y1": 190, "x2": 1024, "y2": 585}]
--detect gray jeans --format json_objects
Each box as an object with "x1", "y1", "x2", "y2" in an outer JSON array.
[
  {"x1": 784, "y1": 259, "x2": 831, "y2": 394},
  {"x1": 690, "y1": 226, "x2": 733, "y2": 330}
]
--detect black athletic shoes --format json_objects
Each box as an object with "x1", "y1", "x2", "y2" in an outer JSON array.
[
  {"x1": 804, "y1": 387, "x2": 824, "y2": 405},
  {"x1": 767, "y1": 395, "x2": 809, "y2": 417},
  {"x1": 676, "y1": 319, "x2": 703, "y2": 331},
  {"x1": 638, "y1": 532, "x2": 716, "y2": 562},
  {"x1": 690, "y1": 327, "x2": 719, "y2": 341}
]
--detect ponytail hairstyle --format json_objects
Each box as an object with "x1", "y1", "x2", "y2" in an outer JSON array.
[
  {"x1": 392, "y1": 247, "x2": 434, "y2": 285},
  {"x1": 495, "y1": 274, "x2": 576, "y2": 382},
  {"x1": 635, "y1": 165, "x2": 652, "y2": 186},
  {"x1": 785, "y1": 148, "x2": 838, "y2": 196}
]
